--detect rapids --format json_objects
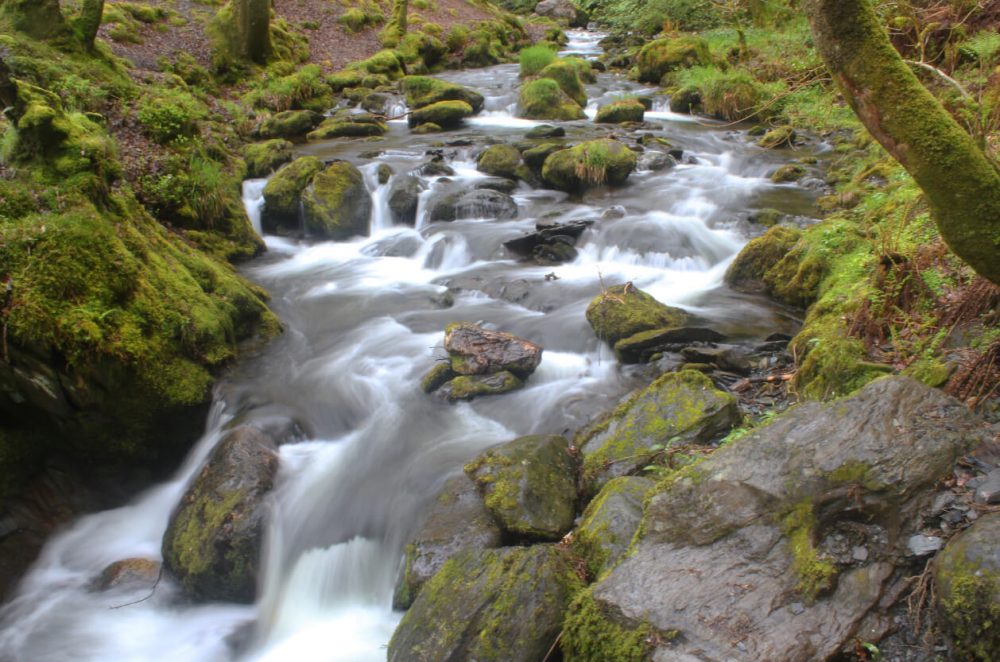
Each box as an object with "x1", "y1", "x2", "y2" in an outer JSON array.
[{"x1": 0, "y1": 30, "x2": 821, "y2": 661}]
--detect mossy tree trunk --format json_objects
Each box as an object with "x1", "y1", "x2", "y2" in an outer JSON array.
[
  {"x1": 76, "y1": 0, "x2": 105, "y2": 50},
  {"x1": 0, "y1": 0, "x2": 68, "y2": 40},
  {"x1": 803, "y1": 0, "x2": 1000, "y2": 285},
  {"x1": 232, "y1": 0, "x2": 272, "y2": 64},
  {"x1": 384, "y1": 0, "x2": 407, "y2": 45}
]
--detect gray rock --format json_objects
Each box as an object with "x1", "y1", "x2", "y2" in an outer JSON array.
[
  {"x1": 93, "y1": 558, "x2": 161, "y2": 592},
  {"x1": 429, "y1": 189, "x2": 518, "y2": 222},
  {"x1": 525, "y1": 124, "x2": 566, "y2": 139},
  {"x1": 638, "y1": 151, "x2": 677, "y2": 172},
  {"x1": 387, "y1": 174, "x2": 426, "y2": 226},
  {"x1": 574, "y1": 477, "x2": 654, "y2": 576},
  {"x1": 680, "y1": 344, "x2": 752, "y2": 372},
  {"x1": 974, "y1": 467, "x2": 1000, "y2": 504},
  {"x1": 535, "y1": 0, "x2": 588, "y2": 27},
  {"x1": 444, "y1": 322, "x2": 542, "y2": 378},
  {"x1": 908, "y1": 534, "x2": 944, "y2": 556}
]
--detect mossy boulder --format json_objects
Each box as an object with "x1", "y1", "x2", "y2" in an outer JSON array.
[
  {"x1": 757, "y1": 126, "x2": 798, "y2": 149},
  {"x1": 388, "y1": 545, "x2": 582, "y2": 662},
  {"x1": 465, "y1": 434, "x2": 577, "y2": 541},
  {"x1": 394, "y1": 474, "x2": 503, "y2": 609},
  {"x1": 577, "y1": 370, "x2": 739, "y2": 493},
  {"x1": 595, "y1": 99, "x2": 645, "y2": 124},
  {"x1": 400, "y1": 75, "x2": 485, "y2": 113},
  {"x1": 724, "y1": 225, "x2": 802, "y2": 295},
  {"x1": 243, "y1": 139, "x2": 294, "y2": 178},
  {"x1": 352, "y1": 49, "x2": 406, "y2": 79},
  {"x1": 477, "y1": 144, "x2": 522, "y2": 179},
  {"x1": 262, "y1": 156, "x2": 325, "y2": 233},
  {"x1": 636, "y1": 36, "x2": 711, "y2": 84},
  {"x1": 161, "y1": 426, "x2": 279, "y2": 603},
  {"x1": 301, "y1": 161, "x2": 372, "y2": 240},
  {"x1": 669, "y1": 85, "x2": 701, "y2": 113},
  {"x1": 541, "y1": 139, "x2": 638, "y2": 192},
  {"x1": 307, "y1": 114, "x2": 387, "y2": 140},
  {"x1": 573, "y1": 477, "x2": 653, "y2": 578},
  {"x1": 934, "y1": 512, "x2": 1000, "y2": 661},
  {"x1": 771, "y1": 163, "x2": 807, "y2": 183},
  {"x1": 585, "y1": 283, "x2": 688, "y2": 347},
  {"x1": 522, "y1": 142, "x2": 567, "y2": 170},
  {"x1": 94, "y1": 558, "x2": 162, "y2": 592},
  {"x1": 538, "y1": 59, "x2": 588, "y2": 107},
  {"x1": 438, "y1": 371, "x2": 523, "y2": 401},
  {"x1": 408, "y1": 100, "x2": 474, "y2": 129},
  {"x1": 525, "y1": 124, "x2": 566, "y2": 139},
  {"x1": 517, "y1": 78, "x2": 586, "y2": 121},
  {"x1": 255, "y1": 109, "x2": 323, "y2": 139},
  {"x1": 613, "y1": 326, "x2": 725, "y2": 364}
]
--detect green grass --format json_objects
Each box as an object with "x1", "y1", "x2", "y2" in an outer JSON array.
[{"x1": 519, "y1": 45, "x2": 557, "y2": 77}]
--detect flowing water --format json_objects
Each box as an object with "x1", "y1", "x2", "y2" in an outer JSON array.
[{"x1": 0, "y1": 30, "x2": 821, "y2": 662}]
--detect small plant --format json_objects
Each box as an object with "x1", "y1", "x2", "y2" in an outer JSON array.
[
  {"x1": 519, "y1": 45, "x2": 557, "y2": 78},
  {"x1": 338, "y1": 8, "x2": 369, "y2": 32},
  {"x1": 137, "y1": 88, "x2": 205, "y2": 144},
  {"x1": 575, "y1": 142, "x2": 612, "y2": 185}
]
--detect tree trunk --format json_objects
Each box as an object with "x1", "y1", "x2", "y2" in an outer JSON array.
[
  {"x1": 77, "y1": 0, "x2": 105, "y2": 50},
  {"x1": 803, "y1": 0, "x2": 1000, "y2": 285},
  {"x1": 0, "y1": 0, "x2": 68, "y2": 40},
  {"x1": 383, "y1": 0, "x2": 408, "y2": 46},
  {"x1": 232, "y1": 0, "x2": 272, "y2": 64}
]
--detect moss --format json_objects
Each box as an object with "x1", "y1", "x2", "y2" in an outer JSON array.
[
  {"x1": 397, "y1": 31, "x2": 448, "y2": 70},
  {"x1": 445, "y1": 371, "x2": 522, "y2": 400},
  {"x1": 636, "y1": 35, "x2": 711, "y2": 84},
  {"x1": 585, "y1": 284, "x2": 687, "y2": 346},
  {"x1": 725, "y1": 226, "x2": 801, "y2": 292},
  {"x1": 408, "y1": 100, "x2": 473, "y2": 129},
  {"x1": 758, "y1": 126, "x2": 797, "y2": 149},
  {"x1": 262, "y1": 156, "x2": 324, "y2": 226},
  {"x1": 562, "y1": 589, "x2": 655, "y2": 662},
  {"x1": 301, "y1": 161, "x2": 371, "y2": 239},
  {"x1": 517, "y1": 78, "x2": 585, "y2": 121},
  {"x1": 412, "y1": 122, "x2": 441, "y2": 134},
  {"x1": 421, "y1": 362, "x2": 454, "y2": 393},
  {"x1": 243, "y1": 138, "x2": 293, "y2": 178},
  {"x1": 780, "y1": 500, "x2": 837, "y2": 603},
  {"x1": 400, "y1": 75, "x2": 484, "y2": 112},
  {"x1": 538, "y1": 59, "x2": 588, "y2": 107},
  {"x1": 243, "y1": 64, "x2": 331, "y2": 113},
  {"x1": 541, "y1": 139, "x2": 638, "y2": 192},
  {"x1": 519, "y1": 45, "x2": 557, "y2": 77},
  {"x1": 307, "y1": 117, "x2": 387, "y2": 140},
  {"x1": 351, "y1": 49, "x2": 405, "y2": 79},
  {"x1": 477, "y1": 144, "x2": 521, "y2": 179},
  {"x1": 935, "y1": 548, "x2": 1000, "y2": 661},
  {"x1": 573, "y1": 477, "x2": 652, "y2": 578},
  {"x1": 902, "y1": 357, "x2": 952, "y2": 387},
  {"x1": 255, "y1": 109, "x2": 322, "y2": 139},
  {"x1": 595, "y1": 100, "x2": 645, "y2": 124},
  {"x1": 771, "y1": 163, "x2": 806, "y2": 183}
]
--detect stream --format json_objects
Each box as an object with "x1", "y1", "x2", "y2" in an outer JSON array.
[{"x1": 0, "y1": 30, "x2": 822, "y2": 662}]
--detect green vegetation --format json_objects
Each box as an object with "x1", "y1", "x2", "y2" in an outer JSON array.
[{"x1": 519, "y1": 45, "x2": 557, "y2": 77}]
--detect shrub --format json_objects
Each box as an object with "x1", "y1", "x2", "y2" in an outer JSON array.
[
  {"x1": 446, "y1": 25, "x2": 470, "y2": 52},
  {"x1": 137, "y1": 88, "x2": 205, "y2": 143},
  {"x1": 520, "y1": 45, "x2": 558, "y2": 77}
]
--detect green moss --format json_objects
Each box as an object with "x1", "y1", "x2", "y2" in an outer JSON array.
[
  {"x1": 573, "y1": 477, "x2": 652, "y2": 578},
  {"x1": 584, "y1": 283, "x2": 686, "y2": 346},
  {"x1": 477, "y1": 144, "x2": 521, "y2": 179},
  {"x1": 542, "y1": 140, "x2": 638, "y2": 192},
  {"x1": 780, "y1": 500, "x2": 837, "y2": 603},
  {"x1": 301, "y1": 161, "x2": 371, "y2": 239},
  {"x1": 397, "y1": 31, "x2": 448, "y2": 70},
  {"x1": 672, "y1": 66, "x2": 778, "y2": 122},
  {"x1": 562, "y1": 589, "x2": 655, "y2": 662},
  {"x1": 307, "y1": 117, "x2": 387, "y2": 140},
  {"x1": 537, "y1": 59, "x2": 588, "y2": 107},
  {"x1": 758, "y1": 126, "x2": 797, "y2": 149},
  {"x1": 446, "y1": 371, "x2": 523, "y2": 400},
  {"x1": 936, "y1": 551, "x2": 1000, "y2": 661},
  {"x1": 517, "y1": 78, "x2": 585, "y2": 121},
  {"x1": 519, "y1": 45, "x2": 557, "y2": 77},
  {"x1": 243, "y1": 139, "x2": 293, "y2": 178},
  {"x1": 255, "y1": 109, "x2": 322, "y2": 139},
  {"x1": 595, "y1": 100, "x2": 645, "y2": 124},
  {"x1": 636, "y1": 35, "x2": 711, "y2": 84},
  {"x1": 243, "y1": 64, "x2": 332, "y2": 113},
  {"x1": 771, "y1": 163, "x2": 806, "y2": 183},
  {"x1": 400, "y1": 76, "x2": 484, "y2": 112},
  {"x1": 262, "y1": 156, "x2": 324, "y2": 224},
  {"x1": 408, "y1": 100, "x2": 474, "y2": 129}
]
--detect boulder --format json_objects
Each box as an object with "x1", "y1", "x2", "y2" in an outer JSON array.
[
  {"x1": 261, "y1": 156, "x2": 324, "y2": 233},
  {"x1": 387, "y1": 174, "x2": 426, "y2": 226},
  {"x1": 444, "y1": 322, "x2": 542, "y2": 378},
  {"x1": 934, "y1": 511, "x2": 1000, "y2": 661},
  {"x1": 541, "y1": 139, "x2": 637, "y2": 192},
  {"x1": 388, "y1": 545, "x2": 581, "y2": 662},
  {"x1": 415, "y1": 157, "x2": 455, "y2": 177},
  {"x1": 680, "y1": 344, "x2": 752, "y2": 372},
  {"x1": 595, "y1": 99, "x2": 645, "y2": 124},
  {"x1": 613, "y1": 326, "x2": 726, "y2": 363},
  {"x1": 307, "y1": 113, "x2": 387, "y2": 140},
  {"x1": 400, "y1": 75, "x2": 485, "y2": 113},
  {"x1": 243, "y1": 139, "x2": 293, "y2": 178},
  {"x1": 517, "y1": 78, "x2": 586, "y2": 121},
  {"x1": 93, "y1": 558, "x2": 161, "y2": 592},
  {"x1": 437, "y1": 371, "x2": 523, "y2": 401},
  {"x1": 577, "y1": 370, "x2": 739, "y2": 493},
  {"x1": 724, "y1": 225, "x2": 802, "y2": 295},
  {"x1": 566, "y1": 377, "x2": 990, "y2": 661},
  {"x1": 637, "y1": 150, "x2": 677, "y2": 172},
  {"x1": 522, "y1": 142, "x2": 567, "y2": 170},
  {"x1": 429, "y1": 189, "x2": 518, "y2": 222},
  {"x1": 538, "y1": 59, "x2": 588, "y2": 107},
  {"x1": 534, "y1": 0, "x2": 588, "y2": 27},
  {"x1": 475, "y1": 177, "x2": 518, "y2": 194},
  {"x1": 757, "y1": 126, "x2": 798, "y2": 149},
  {"x1": 420, "y1": 362, "x2": 454, "y2": 393},
  {"x1": 771, "y1": 163, "x2": 807, "y2": 183},
  {"x1": 585, "y1": 283, "x2": 689, "y2": 347},
  {"x1": 476, "y1": 144, "x2": 522, "y2": 179},
  {"x1": 669, "y1": 85, "x2": 701, "y2": 113},
  {"x1": 525, "y1": 124, "x2": 566, "y2": 139},
  {"x1": 573, "y1": 477, "x2": 653, "y2": 578},
  {"x1": 636, "y1": 36, "x2": 712, "y2": 84},
  {"x1": 255, "y1": 109, "x2": 323, "y2": 139},
  {"x1": 408, "y1": 100, "x2": 474, "y2": 129},
  {"x1": 411, "y1": 122, "x2": 441, "y2": 134},
  {"x1": 302, "y1": 161, "x2": 372, "y2": 239},
  {"x1": 161, "y1": 426, "x2": 279, "y2": 603},
  {"x1": 503, "y1": 219, "x2": 592, "y2": 264},
  {"x1": 393, "y1": 475, "x2": 503, "y2": 609},
  {"x1": 465, "y1": 434, "x2": 577, "y2": 540}
]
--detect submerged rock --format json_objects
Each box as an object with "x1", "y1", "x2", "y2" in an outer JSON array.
[
  {"x1": 541, "y1": 139, "x2": 638, "y2": 192},
  {"x1": 465, "y1": 434, "x2": 577, "y2": 540},
  {"x1": 388, "y1": 545, "x2": 581, "y2": 662},
  {"x1": 93, "y1": 558, "x2": 161, "y2": 592},
  {"x1": 429, "y1": 189, "x2": 518, "y2": 222},
  {"x1": 302, "y1": 161, "x2": 372, "y2": 239},
  {"x1": 585, "y1": 283, "x2": 689, "y2": 347},
  {"x1": 393, "y1": 475, "x2": 502, "y2": 609},
  {"x1": 566, "y1": 377, "x2": 990, "y2": 660},
  {"x1": 387, "y1": 174, "x2": 425, "y2": 226},
  {"x1": 161, "y1": 426, "x2": 279, "y2": 603}
]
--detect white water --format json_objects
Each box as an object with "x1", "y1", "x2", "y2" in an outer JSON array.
[{"x1": 0, "y1": 29, "x2": 819, "y2": 662}]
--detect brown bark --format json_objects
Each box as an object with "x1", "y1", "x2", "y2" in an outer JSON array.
[{"x1": 232, "y1": 0, "x2": 272, "y2": 64}]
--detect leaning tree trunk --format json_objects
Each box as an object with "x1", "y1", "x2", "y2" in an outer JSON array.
[
  {"x1": 232, "y1": 0, "x2": 272, "y2": 64},
  {"x1": 384, "y1": 0, "x2": 408, "y2": 45},
  {"x1": 76, "y1": 0, "x2": 105, "y2": 49},
  {"x1": 803, "y1": 0, "x2": 1000, "y2": 285},
  {"x1": 0, "y1": 0, "x2": 68, "y2": 40}
]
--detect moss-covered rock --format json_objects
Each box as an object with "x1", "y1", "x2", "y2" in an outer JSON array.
[
  {"x1": 255, "y1": 109, "x2": 323, "y2": 139},
  {"x1": 161, "y1": 426, "x2": 279, "y2": 603},
  {"x1": 465, "y1": 434, "x2": 577, "y2": 541},
  {"x1": 261, "y1": 156, "x2": 324, "y2": 233},
  {"x1": 525, "y1": 124, "x2": 566, "y2": 139},
  {"x1": 541, "y1": 139, "x2": 637, "y2": 192},
  {"x1": 573, "y1": 476, "x2": 653, "y2": 578},
  {"x1": 408, "y1": 100, "x2": 474, "y2": 129},
  {"x1": 522, "y1": 142, "x2": 567, "y2": 170},
  {"x1": 517, "y1": 78, "x2": 586, "y2": 121},
  {"x1": 353, "y1": 49, "x2": 405, "y2": 79},
  {"x1": 933, "y1": 512, "x2": 1000, "y2": 661},
  {"x1": 306, "y1": 114, "x2": 388, "y2": 140},
  {"x1": 669, "y1": 85, "x2": 701, "y2": 113},
  {"x1": 757, "y1": 126, "x2": 797, "y2": 149},
  {"x1": 393, "y1": 475, "x2": 503, "y2": 609},
  {"x1": 585, "y1": 283, "x2": 688, "y2": 347},
  {"x1": 476, "y1": 144, "x2": 522, "y2": 179},
  {"x1": 724, "y1": 225, "x2": 801, "y2": 295},
  {"x1": 538, "y1": 59, "x2": 588, "y2": 107},
  {"x1": 420, "y1": 362, "x2": 455, "y2": 393},
  {"x1": 301, "y1": 161, "x2": 372, "y2": 240},
  {"x1": 243, "y1": 139, "x2": 293, "y2": 178},
  {"x1": 562, "y1": 587, "x2": 659, "y2": 662},
  {"x1": 400, "y1": 75, "x2": 485, "y2": 113},
  {"x1": 595, "y1": 99, "x2": 645, "y2": 124},
  {"x1": 577, "y1": 370, "x2": 739, "y2": 493},
  {"x1": 388, "y1": 545, "x2": 582, "y2": 662},
  {"x1": 411, "y1": 122, "x2": 441, "y2": 134},
  {"x1": 636, "y1": 35, "x2": 711, "y2": 84},
  {"x1": 771, "y1": 163, "x2": 807, "y2": 183},
  {"x1": 438, "y1": 371, "x2": 523, "y2": 401}
]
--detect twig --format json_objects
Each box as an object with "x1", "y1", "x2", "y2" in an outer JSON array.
[
  {"x1": 109, "y1": 566, "x2": 164, "y2": 610},
  {"x1": 905, "y1": 60, "x2": 970, "y2": 98},
  {"x1": 541, "y1": 631, "x2": 563, "y2": 662}
]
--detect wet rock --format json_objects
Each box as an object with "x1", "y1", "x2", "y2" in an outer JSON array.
[
  {"x1": 541, "y1": 139, "x2": 638, "y2": 192},
  {"x1": 573, "y1": 477, "x2": 653, "y2": 577},
  {"x1": 307, "y1": 113, "x2": 387, "y2": 140},
  {"x1": 907, "y1": 534, "x2": 944, "y2": 556},
  {"x1": 93, "y1": 558, "x2": 161, "y2": 592},
  {"x1": 388, "y1": 545, "x2": 581, "y2": 662},
  {"x1": 162, "y1": 426, "x2": 279, "y2": 603},
  {"x1": 670, "y1": 85, "x2": 701, "y2": 113},
  {"x1": 476, "y1": 144, "x2": 521, "y2": 179},
  {"x1": 376, "y1": 163, "x2": 393, "y2": 184},
  {"x1": 771, "y1": 163, "x2": 807, "y2": 183},
  {"x1": 474, "y1": 177, "x2": 518, "y2": 194},
  {"x1": 361, "y1": 233, "x2": 423, "y2": 258},
  {"x1": 517, "y1": 78, "x2": 586, "y2": 121},
  {"x1": 974, "y1": 467, "x2": 1000, "y2": 504},
  {"x1": 255, "y1": 109, "x2": 322, "y2": 139},
  {"x1": 387, "y1": 174, "x2": 426, "y2": 226},
  {"x1": 302, "y1": 161, "x2": 372, "y2": 240},
  {"x1": 261, "y1": 156, "x2": 324, "y2": 233},
  {"x1": 444, "y1": 322, "x2": 542, "y2": 378},
  {"x1": 725, "y1": 225, "x2": 802, "y2": 294},
  {"x1": 411, "y1": 122, "x2": 441, "y2": 134},
  {"x1": 585, "y1": 283, "x2": 689, "y2": 347},
  {"x1": 522, "y1": 142, "x2": 566, "y2": 170},
  {"x1": 750, "y1": 207, "x2": 785, "y2": 227},
  {"x1": 400, "y1": 75, "x2": 485, "y2": 114},
  {"x1": 680, "y1": 344, "x2": 752, "y2": 373},
  {"x1": 243, "y1": 139, "x2": 293, "y2": 178},
  {"x1": 569, "y1": 377, "x2": 989, "y2": 661},
  {"x1": 429, "y1": 189, "x2": 518, "y2": 222},
  {"x1": 638, "y1": 150, "x2": 676, "y2": 171},
  {"x1": 757, "y1": 126, "x2": 798, "y2": 149},
  {"x1": 613, "y1": 326, "x2": 726, "y2": 364},
  {"x1": 393, "y1": 475, "x2": 502, "y2": 609},
  {"x1": 437, "y1": 371, "x2": 523, "y2": 401},
  {"x1": 535, "y1": 0, "x2": 588, "y2": 27},
  {"x1": 934, "y1": 511, "x2": 1000, "y2": 661},
  {"x1": 538, "y1": 59, "x2": 588, "y2": 108},
  {"x1": 465, "y1": 435, "x2": 577, "y2": 540},
  {"x1": 595, "y1": 99, "x2": 645, "y2": 124},
  {"x1": 602, "y1": 205, "x2": 626, "y2": 220},
  {"x1": 415, "y1": 157, "x2": 455, "y2": 177},
  {"x1": 420, "y1": 362, "x2": 454, "y2": 393},
  {"x1": 636, "y1": 36, "x2": 711, "y2": 84},
  {"x1": 525, "y1": 124, "x2": 566, "y2": 139},
  {"x1": 576, "y1": 370, "x2": 739, "y2": 493},
  {"x1": 503, "y1": 219, "x2": 592, "y2": 263},
  {"x1": 408, "y1": 100, "x2": 474, "y2": 129}
]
